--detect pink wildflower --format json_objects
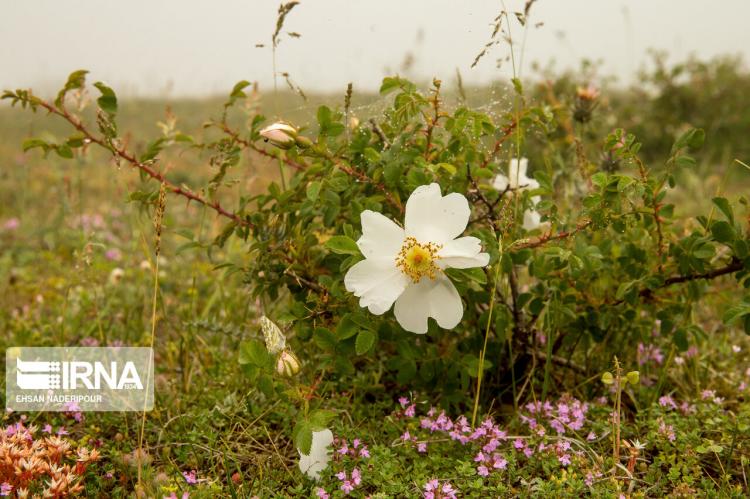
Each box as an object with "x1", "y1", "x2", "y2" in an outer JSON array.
[{"x1": 182, "y1": 470, "x2": 198, "y2": 485}]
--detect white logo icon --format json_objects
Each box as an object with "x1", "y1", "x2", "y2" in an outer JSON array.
[{"x1": 16, "y1": 359, "x2": 60, "y2": 390}]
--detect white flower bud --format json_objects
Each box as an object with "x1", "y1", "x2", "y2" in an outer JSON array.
[
  {"x1": 276, "y1": 349, "x2": 301, "y2": 377},
  {"x1": 259, "y1": 122, "x2": 298, "y2": 149}
]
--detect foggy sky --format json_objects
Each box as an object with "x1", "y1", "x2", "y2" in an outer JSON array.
[{"x1": 1, "y1": 0, "x2": 748, "y2": 97}]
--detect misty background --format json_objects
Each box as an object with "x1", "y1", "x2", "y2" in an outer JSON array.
[{"x1": 1, "y1": 0, "x2": 749, "y2": 97}]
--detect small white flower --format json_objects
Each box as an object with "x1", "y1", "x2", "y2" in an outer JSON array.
[
  {"x1": 259, "y1": 122, "x2": 298, "y2": 148},
  {"x1": 732, "y1": 345, "x2": 741, "y2": 353},
  {"x1": 298, "y1": 429, "x2": 333, "y2": 480},
  {"x1": 522, "y1": 209, "x2": 542, "y2": 231},
  {"x1": 344, "y1": 183, "x2": 490, "y2": 334},
  {"x1": 493, "y1": 157, "x2": 542, "y2": 230}
]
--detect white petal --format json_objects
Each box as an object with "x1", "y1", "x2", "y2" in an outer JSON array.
[
  {"x1": 523, "y1": 209, "x2": 541, "y2": 230},
  {"x1": 523, "y1": 178, "x2": 540, "y2": 191},
  {"x1": 298, "y1": 429, "x2": 333, "y2": 480},
  {"x1": 393, "y1": 275, "x2": 463, "y2": 334},
  {"x1": 492, "y1": 174, "x2": 509, "y2": 191},
  {"x1": 357, "y1": 210, "x2": 405, "y2": 259},
  {"x1": 404, "y1": 183, "x2": 471, "y2": 244},
  {"x1": 437, "y1": 236, "x2": 490, "y2": 269},
  {"x1": 344, "y1": 258, "x2": 409, "y2": 315}
]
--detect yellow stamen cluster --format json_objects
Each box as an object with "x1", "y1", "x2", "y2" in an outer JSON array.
[{"x1": 396, "y1": 237, "x2": 442, "y2": 282}]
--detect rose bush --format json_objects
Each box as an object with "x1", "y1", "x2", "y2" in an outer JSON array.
[{"x1": 4, "y1": 70, "x2": 750, "y2": 476}]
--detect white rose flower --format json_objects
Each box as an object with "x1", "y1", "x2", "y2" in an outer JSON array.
[
  {"x1": 493, "y1": 157, "x2": 543, "y2": 231},
  {"x1": 298, "y1": 429, "x2": 333, "y2": 480},
  {"x1": 344, "y1": 183, "x2": 490, "y2": 334}
]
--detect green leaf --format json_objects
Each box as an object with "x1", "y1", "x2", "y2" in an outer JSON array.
[
  {"x1": 308, "y1": 409, "x2": 336, "y2": 431},
  {"x1": 325, "y1": 235, "x2": 360, "y2": 256},
  {"x1": 692, "y1": 242, "x2": 715, "y2": 259},
  {"x1": 55, "y1": 145, "x2": 73, "y2": 159},
  {"x1": 55, "y1": 69, "x2": 88, "y2": 107},
  {"x1": 711, "y1": 197, "x2": 734, "y2": 224},
  {"x1": 293, "y1": 420, "x2": 313, "y2": 455},
  {"x1": 673, "y1": 328, "x2": 689, "y2": 352},
  {"x1": 355, "y1": 329, "x2": 376, "y2": 355},
  {"x1": 335, "y1": 315, "x2": 359, "y2": 340},
  {"x1": 306, "y1": 181, "x2": 322, "y2": 201},
  {"x1": 723, "y1": 303, "x2": 750, "y2": 324},
  {"x1": 313, "y1": 327, "x2": 338, "y2": 351},
  {"x1": 687, "y1": 128, "x2": 705, "y2": 149},
  {"x1": 435, "y1": 162, "x2": 457, "y2": 175},
  {"x1": 93, "y1": 81, "x2": 117, "y2": 115},
  {"x1": 317, "y1": 105, "x2": 332, "y2": 128},
  {"x1": 22, "y1": 138, "x2": 49, "y2": 153},
  {"x1": 379, "y1": 76, "x2": 414, "y2": 95},
  {"x1": 225, "y1": 80, "x2": 251, "y2": 108},
  {"x1": 675, "y1": 155, "x2": 696, "y2": 168},
  {"x1": 445, "y1": 267, "x2": 487, "y2": 285},
  {"x1": 672, "y1": 127, "x2": 705, "y2": 153},
  {"x1": 710, "y1": 221, "x2": 736, "y2": 244},
  {"x1": 238, "y1": 340, "x2": 270, "y2": 368},
  {"x1": 363, "y1": 147, "x2": 381, "y2": 163}
]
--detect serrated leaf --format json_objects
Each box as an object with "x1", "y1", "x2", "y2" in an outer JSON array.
[
  {"x1": 711, "y1": 197, "x2": 734, "y2": 224},
  {"x1": 355, "y1": 329, "x2": 376, "y2": 355},
  {"x1": 22, "y1": 138, "x2": 49, "y2": 152},
  {"x1": 293, "y1": 420, "x2": 313, "y2": 455},
  {"x1": 306, "y1": 181, "x2": 322, "y2": 201},
  {"x1": 673, "y1": 328, "x2": 689, "y2": 352},
  {"x1": 325, "y1": 235, "x2": 360, "y2": 255},
  {"x1": 313, "y1": 327, "x2": 338, "y2": 351},
  {"x1": 55, "y1": 145, "x2": 73, "y2": 159},
  {"x1": 55, "y1": 69, "x2": 88, "y2": 107},
  {"x1": 335, "y1": 315, "x2": 359, "y2": 340},
  {"x1": 308, "y1": 409, "x2": 336, "y2": 430},
  {"x1": 363, "y1": 147, "x2": 381, "y2": 163},
  {"x1": 238, "y1": 340, "x2": 270, "y2": 368},
  {"x1": 93, "y1": 81, "x2": 117, "y2": 115},
  {"x1": 710, "y1": 221, "x2": 735, "y2": 244},
  {"x1": 723, "y1": 303, "x2": 750, "y2": 324}
]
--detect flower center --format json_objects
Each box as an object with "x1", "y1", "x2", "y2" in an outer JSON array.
[{"x1": 396, "y1": 237, "x2": 442, "y2": 282}]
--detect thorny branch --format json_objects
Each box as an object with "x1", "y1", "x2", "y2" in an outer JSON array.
[
  {"x1": 513, "y1": 220, "x2": 593, "y2": 250},
  {"x1": 369, "y1": 118, "x2": 391, "y2": 149},
  {"x1": 480, "y1": 120, "x2": 518, "y2": 169},
  {"x1": 37, "y1": 99, "x2": 254, "y2": 228},
  {"x1": 219, "y1": 121, "x2": 404, "y2": 213},
  {"x1": 628, "y1": 257, "x2": 745, "y2": 305}
]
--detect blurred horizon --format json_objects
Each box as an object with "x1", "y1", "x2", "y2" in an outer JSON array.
[{"x1": 2, "y1": 0, "x2": 750, "y2": 98}]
